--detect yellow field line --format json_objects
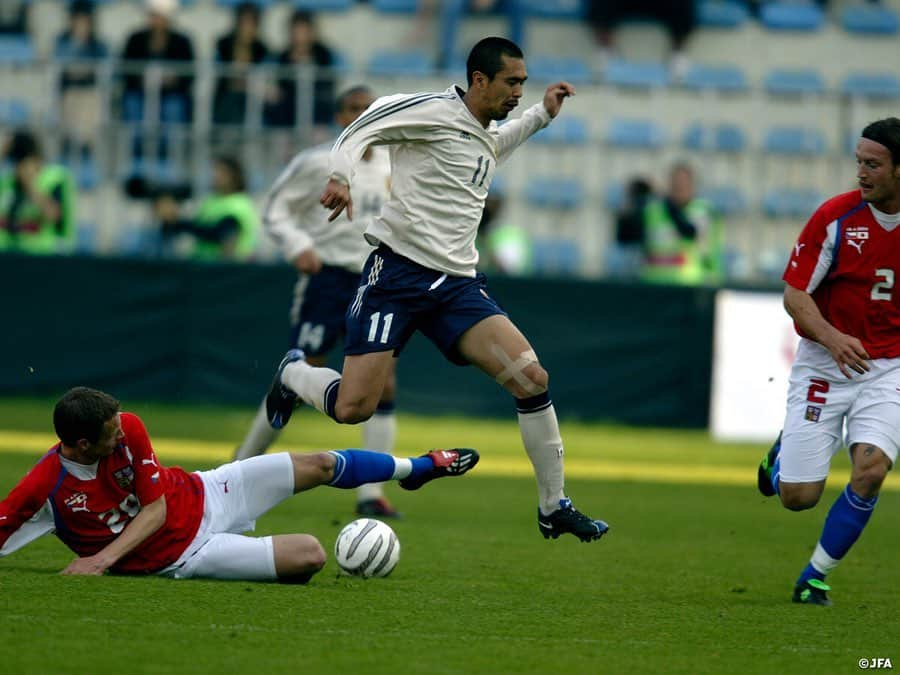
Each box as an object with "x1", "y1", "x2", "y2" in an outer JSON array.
[{"x1": 0, "y1": 430, "x2": 892, "y2": 490}]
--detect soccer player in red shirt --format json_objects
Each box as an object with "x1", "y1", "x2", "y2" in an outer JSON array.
[
  {"x1": 757, "y1": 117, "x2": 900, "y2": 606},
  {"x1": 0, "y1": 387, "x2": 478, "y2": 581}
]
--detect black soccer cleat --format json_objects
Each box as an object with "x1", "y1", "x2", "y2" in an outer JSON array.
[
  {"x1": 538, "y1": 498, "x2": 609, "y2": 542},
  {"x1": 399, "y1": 448, "x2": 479, "y2": 491},
  {"x1": 757, "y1": 431, "x2": 782, "y2": 497},
  {"x1": 792, "y1": 579, "x2": 832, "y2": 606},
  {"x1": 356, "y1": 497, "x2": 402, "y2": 519},
  {"x1": 265, "y1": 349, "x2": 306, "y2": 429}
]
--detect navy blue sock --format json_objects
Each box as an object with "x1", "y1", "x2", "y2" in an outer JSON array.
[
  {"x1": 375, "y1": 399, "x2": 395, "y2": 414},
  {"x1": 516, "y1": 391, "x2": 551, "y2": 414},
  {"x1": 797, "y1": 563, "x2": 826, "y2": 585},
  {"x1": 328, "y1": 450, "x2": 396, "y2": 488},
  {"x1": 324, "y1": 379, "x2": 341, "y2": 422}
]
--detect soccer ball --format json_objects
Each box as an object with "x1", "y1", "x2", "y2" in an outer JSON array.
[{"x1": 334, "y1": 518, "x2": 400, "y2": 578}]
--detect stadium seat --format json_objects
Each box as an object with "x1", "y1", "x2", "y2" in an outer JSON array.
[
  {"x1": 840, "y1": 4, "x2": 899, "y2": 35},
  {"x1": 682, "y1": 122, "x2": 747, "y2": 153},
  {"x1": 293, "y1": 0, "x2": 354, "y2": 10},
  {"x1": 519, "y1": 0, "x2": 587, "y2": 19},
  {"x1": 840, "y1": 72, "x2": 900, "y2": 100},
  {"x1": 527, "y1": 56, "x2": 592, "y2": 85},
  {"x1": 532, "y1": 116, "x2": 589, "y2": 145},
  {"x1": 604, "y1": 181, "x2": 625, "y2": 211},
  {"x1": 763, "y1": 68, "x2": 826, "y2": 97},
  {"x1": 74, "y1": 159, "x2": 101, "y2": 192},
  {"x1": 763, "y1": 125, "x2": 827, "y2": 156},
  {"x1": 524, "y1": 176, "x2": 585, "y2": 209},
  {"x1": 682, "y1": 63, "x2": 749, "y2": 94},
  {"x1": 0, "y1": 98, "x2": 30, "y2": 126},
  {"x1": 532, "y1": 238, "x2": 582, "y2": 275},
  {"x1": 371, "y1": 0, "x2": 419, "y2": 13},
  {"x1": 367, "y1": 50, "x2": 435, "y2": 77},
  {"x1": 696, "y1": 0, "x2": 750, "y2": 28},
  {"x1": 605, "y1": 58, "x2": 670, "y2": 90},
  {"x1": 0, "y1": 35, "x2": 36, "y2": 66},
  {"x1": 216, "y1": 0, "x2": 275, "y2": 7},
  {"x1": 76, "y1": 222, "x2": 98, "y2": 254},
  {"x1": 760, "y1": 1, "x2": 825, "y2": 31},
  {"x1": 763, "y1": 187, "x2": 823, "y2": 218},
  {"x1": 702, "y1": 185, "x2": 747, "y2": 216},
  {"x1": 608, "y1": 118, "x2": 665, "y2": 149}
]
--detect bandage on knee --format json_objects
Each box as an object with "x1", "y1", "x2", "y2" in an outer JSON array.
[{"x1": 491, "y1": 344, "x2": 542, "y2": 394}]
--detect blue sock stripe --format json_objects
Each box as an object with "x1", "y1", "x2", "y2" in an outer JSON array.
[
  {"x1": 516, "y1": 391, "x2": 551, "y2": 414},
  {"x1": 375, "y1": 399, "x2": 396, "y2": 414},
  {"x1": 324, "y1": 379, "x2": 341, "y2": 421},
  {"x1": 328, "y1": 450, "x2": 347, "y2": 487},
  {"x1": 844, "y1": 485, "x2": 878, "y2": 511}
]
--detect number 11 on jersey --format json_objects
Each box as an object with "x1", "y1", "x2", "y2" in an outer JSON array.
[{"x1": 367, "y1": 312, "x2": 394, "y2": 344}]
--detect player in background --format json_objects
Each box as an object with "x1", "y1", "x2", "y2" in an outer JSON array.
[
  {"x1": 265, "y1": 37, "x2": 609, "y2": 542},
  {"x1": 234, "y1": 86, "x2": 401, "y2": 518},
  {"x1": 0, "y1": 387, "x2": 477, "y2": 581},
  {"x1": 757, "y1": 117, "x2": 900, "y2": 605}
]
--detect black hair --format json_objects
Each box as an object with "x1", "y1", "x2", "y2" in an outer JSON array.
[
  {"x1": 69, "y1": 0, "x2": 96, "y2": 17},
  {"x1": 234, "y1": 1, "x2": 260, "y2": 23},
  {"x1": 466, "y1": 37, "x2": 523, "y2": 87},
  {"x1": 53, "y1": 387, "x2": 120, "y2": 446},
  {"x1": 5, "y1": 129, "x2": 40, "y2": 163},
  {"x1": 214, "y1": 154, "x2": 246, "y2": 192},
  {"x1": 291, "y1": 9, "x2": 313, "y2": 26},
  {"x1": 861, "y1": 117, "x2": 900, "y2": 166},
  {"x1": 335, "y1": 85, "x2": 374, "y2": 112}
]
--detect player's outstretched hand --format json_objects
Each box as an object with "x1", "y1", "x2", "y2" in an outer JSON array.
[
  {"x1": 320, "y1": 178, "x2": 353, "y2": 222},
  {"x1": 543, "y1": 82, "x2": 576, "y2": 119},
  {"x1": 61, "y1": 554, "x2": 110, "y2": 576},
  {"x1": 822, "y1": 329, "x2": 871, "y2": 378}
]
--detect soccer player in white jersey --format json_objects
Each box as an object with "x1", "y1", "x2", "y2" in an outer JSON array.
[
  {"x1": 234, "y1": 86, "x2": 401, "y2": 518},
  {"x1": 757, "y1": 117, "x2": 900, "y2": 605},
  {"x1": 264, "y1": 37, "x2": 608, "y2": 542}
]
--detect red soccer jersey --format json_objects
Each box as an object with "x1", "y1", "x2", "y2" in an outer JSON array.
[
  {"x1": 783, "y1": 190, "x2": 900, "y2": 358},
  {"x1": 0, "y1": 412, "x2": 204, "y2": 574}
]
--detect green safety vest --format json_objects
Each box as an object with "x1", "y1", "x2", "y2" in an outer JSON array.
[
  {"x1": 193, "y1": 192, "x2": 259, "y2": 261},
  {"x1": 0, "y1": 164, "x2": 75, "y2": 255},
  {"x1": 486, "y1": 223, "x2": 533, "y2": 275},
  {"x1": 641, "y1": 197, "x2": 721, "y2": 286}
]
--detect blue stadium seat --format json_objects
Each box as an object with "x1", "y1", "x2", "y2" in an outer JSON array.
[
  {"x1": 682, "y1": 122, "x2": 747, "y2": 152},
  {"x1": 524, "y1": 177, "x2": 585, "y2": 209},
  {"x1": 293, "y1": 0, "x2": 354, "y2": 10},
  {"x1": 532, "y1": 238, "x2": 582, "y2": 275},
  {"x1": 840, "y1": 72, "x2": 900, "y2": 100},
  {"x1": 608, "y1": 118, "x2": 665, "y2": 149},
  {"x1": 74, "y1": 159, "x2": 100, "y2": 192},
  {"x1": 0, "y1": 98, "x2": 30, "y2": 126},
  {"x1": 760, "y1": 1, "x2": 825, "y2": 31},
  {"x1": 532, "y1": 116, "x2": 589, "y2": 145},
  {"x1": 702, "y1": 185, "x2": 747, "y2": 216},
  {"x1": 763, "y1": 188, "x2": 823, "y2": 218},
  {"x1": 605, "y1": 58, "x2": 670, "y2": 90},
  {"x1": 519, "y1": 0, "x2": 587, "y2": 19},
  {"x1": 0, "y1": 36, "x2": 36, "y2": 65},
  {"x1": 840, "y1": 4, "x2": 899, "y2": 35},
  {"x1": 763, "y1": 68, "x2": 826, "y2": 97},
  {"x1": 527, "y1": 56, "x2": 591, "y2": 85},
  {"x1": 604, "y1": 181, "x2": 625, "y2": 211},
  {"x1": 367, "y1": 50, "x2": 435, "y2": 77},
  {"x1": 76, "y1": 222, "x2": 98, "y2": 254},
  {"x1": 696, "y1": 1, "x2": 750, "y2": 28},
  {"x1": 371, "y1": 0, "x2": 419, "y2": 13},
  {"x1": 216, "y1": 0, "x2": 275, "y2": 7},
  {"x1": 682, "y1": 63, "x2": 749, "y2": 94},
  {"x1": 763, "y1": 125, "x2": 827, "y2": 155}
]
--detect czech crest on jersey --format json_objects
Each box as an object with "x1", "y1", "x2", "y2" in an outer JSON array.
[{"x1": 113, "y1": 465, "x2": 135, "y2": 489}]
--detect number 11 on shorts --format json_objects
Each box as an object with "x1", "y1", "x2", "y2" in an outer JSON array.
[{"x1": 367, "y1": 311, "x2": 394, "y2": 344}]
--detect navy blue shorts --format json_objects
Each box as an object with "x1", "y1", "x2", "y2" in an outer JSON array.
[
  {"x1": 344, "y1": 245, "x2": 506, "y2": 365},
  {"x1": 288, "y1": 265, "x2": 361, "y2": 357}
]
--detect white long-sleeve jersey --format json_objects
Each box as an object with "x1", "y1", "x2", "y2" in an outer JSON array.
[
  {"x1": 264, "y1": 142, "x2": 391, "y2": 273},
  {"x1": 330, "y1": 85, "x2": 551, "y2": 277}
]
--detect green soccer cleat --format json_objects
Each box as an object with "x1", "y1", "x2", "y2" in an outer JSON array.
[
  {"x1": 792, "y1": 579, "x2": 832, "y2": 606},
  {"x1": 757, "y1": 431, "x2": 782, "y2": 497}
]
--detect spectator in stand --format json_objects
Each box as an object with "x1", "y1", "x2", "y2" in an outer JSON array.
[
  {"x1": 606, "y1": 176, "x2": 653, "y2": 279},
  {"x1": 120, "y1": 0, "x2": 195, "y2": 161},
  {"x1": 0, "y1": 1, "x2": 27, "y2": 35},
  {"x1": 264, "y1": 10, "x2": 336, "y2": 130},
  {"x1": 213, "y1": 2, "x2": 269, "y2": 128},
  {"x1": 0, "y1": 130, "x2": 76, "y2": 256},
  {"x1": 586, "y1": 0, "x2": 696, "y2": 78},
  {"x1": 54, "y1": 0, "x2": 109, "y2": 167},
  {"x1": 155, "y1": 154, "x2": 258, "y2": 262}
]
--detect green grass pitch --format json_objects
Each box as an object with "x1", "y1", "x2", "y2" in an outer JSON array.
[{"x1": 0, "y1": 398, "x2": 897, "y2": 674}]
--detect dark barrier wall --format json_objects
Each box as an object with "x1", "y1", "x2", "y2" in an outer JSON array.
[{"x1": 1, "y1": 254, "x2": 716, "y2": 427}]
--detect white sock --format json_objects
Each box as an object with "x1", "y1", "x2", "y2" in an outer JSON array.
[
  {"x1": 281, "y1": 360, "x2": 341, "y2": 414},
  {"x1": 357, "y1": 410, "x2": 397, "y2": 501},
  {"x1": 810, "y1": 543, "x2": 840, "y2": 575},
  {"x1": 391, "y1": 458, "x2": 412, "y2": 480},
  {"x1": 518, "y1": 403, "x2": 566, "y2": 515},
  {"x1": 234, "y1": 400, "x2": 281, "y2": 460}
]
